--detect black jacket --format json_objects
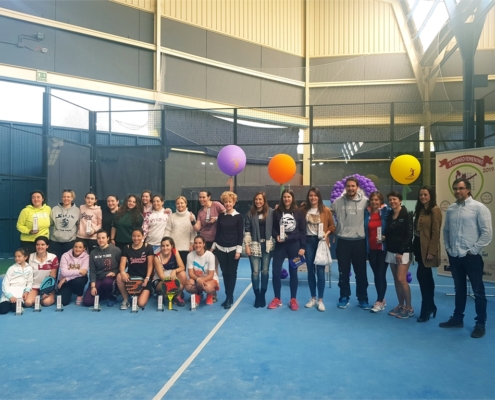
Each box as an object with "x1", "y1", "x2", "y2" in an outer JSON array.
[{"x1": 385, "y1": 206, "x2": 413, "y2": 255}]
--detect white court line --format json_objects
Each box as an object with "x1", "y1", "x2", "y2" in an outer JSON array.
[{"x1": 153, "y1": 283, "x2": 253, "y2": 400}]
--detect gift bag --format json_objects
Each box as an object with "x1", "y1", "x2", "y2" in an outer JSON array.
[{"x1": 314, "y1": 240, "x2": 332, "y2": 266}]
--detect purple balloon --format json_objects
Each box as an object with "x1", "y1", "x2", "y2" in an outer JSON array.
[
  {"x1": 407, "y1": 272, "x2": 412, "y2": 283},
  {"x1": 331, "y1": 174, "x2": 378, "y2": 202},
  {"x1": 217, "y1": 145, "x2": 247, "y2": 176},
  {"x1": 281, "y1": 268, "x2": 288, "y2": 279}
]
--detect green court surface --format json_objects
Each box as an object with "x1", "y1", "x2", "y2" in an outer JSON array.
[{"x1": 0, "y1": 258, "x2": 12, "y2": 275}]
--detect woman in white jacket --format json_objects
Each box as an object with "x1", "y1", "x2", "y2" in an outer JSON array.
[{"x1": 57, "y1": 239, "x2": 89, "y2": 306}]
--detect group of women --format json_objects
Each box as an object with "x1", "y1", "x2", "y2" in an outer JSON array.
[
  {"x1": 364, "y1": 187, "x2": 442, "y2": 321},
  {"x1": 2, "y1": 185, "x2": 441, "y2": 320}
]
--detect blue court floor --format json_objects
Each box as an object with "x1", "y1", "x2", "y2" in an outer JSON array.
[{"x1": 1, "y1": 259, "x2": 494, "y2": 399}]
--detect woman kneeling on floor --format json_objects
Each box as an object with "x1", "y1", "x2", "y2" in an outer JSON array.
[
  {"x1": 153, "y1": 236, "x2": 188, "y2": 307},
  {"x1": 82, "y1": 230, "x2": 121, "y2": 307},
  {"x1": 185, "y1": 236, "x2": 219, "y2": 306},
  {"x1": 58, "y1": 239, "x2": 89, "y2": 306},
  {"x1": 26, "y1": 236, "x2": 59, "y2": 307},
  {"x1": 116, "y1": 228, "x2": 154, "y2": 310}
]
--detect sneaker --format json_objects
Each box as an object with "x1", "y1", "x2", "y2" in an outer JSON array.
[
  {"x1": 396, "y1": 306, "x2": 414, "y2": 319},
  {"x1": 358, "y1": 301, "x2": 372, "y2": 310},
  {"x1": 388, "y1": 305, "x2": 402, "y2": 316},
  {"x1": 173, "y1": 296, "x2": 185, "y2": 307},
  {"x1": 212, "y1": 293, "x2": 218, "y2": 303},
  {"x1": 370, "y1": 301, "x2": 385, "y2": 313},
  {"x1": 305, "y1": 298, "x2": 317, "y2": 308},
  {"x1": 471, "y1": 324, "x2": 486, "y2": 338},
  {"x1": 119, "y1": 300, "x2": 130, "y2": 310},
  {"x1": 439, "y1": 317, "x2": 464, "y2": 328},
  {"x1": 205, "y1": 294, "x2": 214, "y2": 305},
  {"x1": 107, "y1": 298, "x2": 116, "y2": 307},
  {"x1": 337, "y1": 297, "x2": 350, "y2": 309},
  {"x1": 289, "y1": 298, "x2": 299, "y2": 311},
  {"x1": 194, "y1": 294, "x2": 202, "y2": 305},
  {"x1": 267, "y1": 297, "x2": 282, "y2": 309},
  {"x1": 316, "y1": 301, "x2": 326, "y2": 312}
]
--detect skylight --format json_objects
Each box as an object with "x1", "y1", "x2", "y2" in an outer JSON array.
[{"x1": 407, "y1": 0, "x2": 450, "y2": 51}]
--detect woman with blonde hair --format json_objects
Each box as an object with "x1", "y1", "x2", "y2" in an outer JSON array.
[
  {"x1": 50, "y1": 189, "x2": 80, "y2": 261},
  {"x1": 164, "y1": 196, "x2": 197, "y2": 263},
  {"x1": 213, "y1": 191, "x2": 244, "y2": 309}
]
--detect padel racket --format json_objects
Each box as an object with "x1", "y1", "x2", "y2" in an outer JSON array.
[
  {"x1": 125, "y1": 277, "x2": 144, "y2": 296},
  {"x1": 161, "y1": 277, "x2": 181, "y2": 310}
]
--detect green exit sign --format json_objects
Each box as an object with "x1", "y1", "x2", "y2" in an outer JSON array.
[{"x1": 36, "y1": 71, "x2": 47, "y2": 82}]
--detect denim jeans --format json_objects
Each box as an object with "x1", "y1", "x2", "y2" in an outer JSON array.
[
  {"x1": 249, "y1": 241, "x2": 271, "y2": 291},
  {"x1": 272, "y1": 240, "x2": 300, "y2": 299},
  {"x1": 305, "y1": 236, "x2": 326, "y2": 298},
  {"x1": 448, "y1": 254, "x2": 487, "y2": 325}
]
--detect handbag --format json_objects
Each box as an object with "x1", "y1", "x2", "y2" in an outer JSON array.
[
  {"x1": 289, "y1": 255, "x2": 306, "y2": 269},
  {"x1": 314, "y1": 239, "x2": 332, "y2": 266}
]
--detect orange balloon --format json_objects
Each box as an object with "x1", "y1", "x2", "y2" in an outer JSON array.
[{"x1": 268, "y1": 154, "x2": 296, "y2": 184}]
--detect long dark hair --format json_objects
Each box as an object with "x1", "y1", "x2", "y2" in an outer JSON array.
[
  {"x1": 249, "y1": 191, "x2": 268, "y2": 219},
  {"x1": 302, "y1": 187, "x2": 324, "y2": 215},
  {"x1": 277, "y1": 189, "x2": 298, "y2": 213},
  {"x1": 414, "y1": 186, "x2": 437, "y2": 218},
  {"x1": 115, "y1": 195, "x2": 143, "y2": 224}
]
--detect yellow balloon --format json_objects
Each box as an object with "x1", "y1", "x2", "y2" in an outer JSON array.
[{"x1": 390, "y1": 155, "x2": 421, "y2": 185}]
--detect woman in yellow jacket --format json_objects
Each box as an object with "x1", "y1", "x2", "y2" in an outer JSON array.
[{"x1": 16, "y1": 190, "x2": 51, "y2": 254}]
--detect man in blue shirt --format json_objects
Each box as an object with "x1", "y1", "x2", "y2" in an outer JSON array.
[{"x1": 440, "y1": 178, "x2": 493, "y2": 338}]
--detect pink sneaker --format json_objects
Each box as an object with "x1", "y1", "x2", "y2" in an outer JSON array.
[
  {"x1": 205, "y1": 294, "x2": 213, "y2": 305},
  {"x1": 267, "y1": 297, "x2": 282, "y2": 309},
  {"x1": 289, "y1": 298, "x2": 299, "y2": 311}
]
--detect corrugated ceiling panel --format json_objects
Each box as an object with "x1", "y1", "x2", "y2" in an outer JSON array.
[
  {"x1": 309, "y1": 0, "x2": 405, "y2": 57},
  {"x1": 478, "y1": 6, "x2": 495, "y2": 49},
  {"x1": 111, "y1": 0, "x2": 155, "y2": 12},
  {"x1": 163, "y1": 0, "x2": 305, "y2": 56}
]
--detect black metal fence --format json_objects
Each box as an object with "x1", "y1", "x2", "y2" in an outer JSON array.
[{"x1": 1, "y1": 87, "x2": 494, "y2": 256}]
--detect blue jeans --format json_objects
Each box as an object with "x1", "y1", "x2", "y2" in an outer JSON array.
[
  {"x1": 305, "y1": 236, "x2": 326, "y2": 298},
  {"x1": 249, "y1": 241, "x2": 271, "y2": 291},
  {"x1": 272, "y1": 240, "x2": 300, "y2": 299},
  {"x1": 449, "y1": 254, "x2": 487, "y2": 325}
]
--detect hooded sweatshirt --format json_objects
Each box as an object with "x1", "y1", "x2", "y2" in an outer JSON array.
[
  {"x1": 59, "y1": 249, "x2": 90, "y2": 282},
  {"x1": 331, "y1": 190, "x2": 368, "y2": 239},
  {"x1": 16, "y1": 204, "x2": 52, "y2": 242},
  {"x1": 51, "y1": 203, "x2": 80, "y2": 242},
  {"x1": 77, "y1": 204, "x2": 102, "y2": 240},
  {"x1": 89, "y1": 244, "x2": 121, "y2": 283}
]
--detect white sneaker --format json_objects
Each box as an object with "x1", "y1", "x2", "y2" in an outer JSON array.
[
  {"x1": 305, "y1": 298, "x2": 317, "y2": 308},
  {"x1": 316, "y1": 301, "x2": 326, "y2": 312},
  {"x1": 120, "y1": 300, "x2": 130, "y2": 310},
  {"x1": 370, "y1": 301, "x2": 385, "y2": 313}
]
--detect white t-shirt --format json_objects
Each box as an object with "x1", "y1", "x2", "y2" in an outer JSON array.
[
  {"x1": 306, "y1": 208, "x2": 321, "y2": 236},
  {"x1": 186, "y1": 250, "x2": 218, "y2": 281}
]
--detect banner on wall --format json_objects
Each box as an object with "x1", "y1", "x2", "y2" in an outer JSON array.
[{"x1": 436, "y1": 146, "x2": 495, "y2": 283}]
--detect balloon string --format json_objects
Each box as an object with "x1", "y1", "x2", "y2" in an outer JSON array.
[
  {"x1": 280, "y1": 184, "x2": 285, "y2": 195},
  {"x1": 228, "y1": 176, "x2": 233, "y2": 191}
]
